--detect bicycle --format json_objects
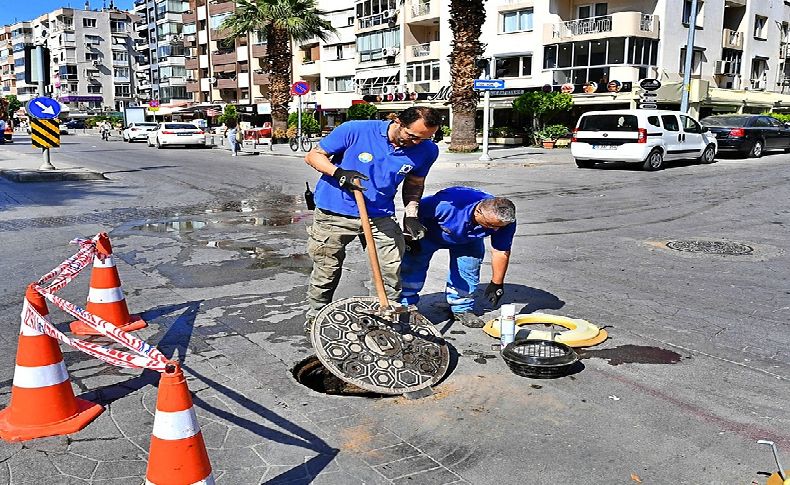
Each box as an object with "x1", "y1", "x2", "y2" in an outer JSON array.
[{"x1": 289, "y1": 134, "x2": 313, "y2": 152}]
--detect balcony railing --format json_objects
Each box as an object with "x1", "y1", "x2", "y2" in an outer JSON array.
[
  {"x1": 780, "y1": 43, "x2": 789, "y2": 59},
  {"x1": 556, "y1": 15, "x2": 612, "y2": 37},
  {"x1": 722, "y1": 29, "x2": 743, "y2": 50},
  {"x1": 549, "y1": 12, "x2": 658, "y2": 41}
]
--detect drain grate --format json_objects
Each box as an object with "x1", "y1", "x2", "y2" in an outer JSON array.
[{"x1": 665, "y1": 240, "x2": 753, "y2": 256}]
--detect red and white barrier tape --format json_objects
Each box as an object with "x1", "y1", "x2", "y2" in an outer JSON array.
[{"x1": 37, "y1": 235, "x2": 99, "y2": 294}]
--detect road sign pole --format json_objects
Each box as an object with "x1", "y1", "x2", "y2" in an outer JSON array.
[
  {"x1": 297, "y1": 95, "x2": 302, "y2": 138},
  {"x1": 36, "y1": 44, "x2": 55, "y2": 171},
  {"x1": 478, "y1": 58, "x2": 493, "y2": 162}
]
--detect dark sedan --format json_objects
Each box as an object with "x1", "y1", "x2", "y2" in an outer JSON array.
[{"x1": 700, "y1": 114, "x2": 790, "y2": 158}]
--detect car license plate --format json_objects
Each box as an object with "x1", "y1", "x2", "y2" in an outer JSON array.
[
  {"x1": 591, "y1": 145, "x2": 616, "y2": 150},
  {"x1": 177, "y1": 133, "x2": 191, "y2": 136}
]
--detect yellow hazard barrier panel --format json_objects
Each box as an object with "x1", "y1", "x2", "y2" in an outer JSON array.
[
  {"x1": 31, "y1": 119, "x2": 60, "y2": 149},
  {"x1": 483, "y1": 312, "x2": 608, "y2": 348}
]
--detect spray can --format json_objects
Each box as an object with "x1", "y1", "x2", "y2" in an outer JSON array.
[
  {"x1": 499, "y1": 304, "x2": 516, "y2": 348},
  {"x1": 304, "y1": 182, "x2": 315, "y2": 210}
]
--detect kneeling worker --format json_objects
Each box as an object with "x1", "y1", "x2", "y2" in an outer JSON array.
[{"x1": 399, "y1": 187, "x2": 516, "y2": 328}]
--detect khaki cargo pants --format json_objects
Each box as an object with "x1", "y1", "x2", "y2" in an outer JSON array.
[{"x1": 306, "y1": 208, "x2": 405, "y2": 319}]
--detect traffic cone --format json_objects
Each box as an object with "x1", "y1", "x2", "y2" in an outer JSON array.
[
  {"x1": 145, "y1": 362, "x2": 214, "y2": 485},
  {"x1": 70, "y1": 232, "x2": 146, "y2": 335},
  {"x1": 0, "y1": 285, "x2": 104, "y2": 442}
]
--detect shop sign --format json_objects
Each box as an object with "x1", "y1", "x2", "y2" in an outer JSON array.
[{"x1": 639, "y1": 78, "x2": 662, "y2": 91}]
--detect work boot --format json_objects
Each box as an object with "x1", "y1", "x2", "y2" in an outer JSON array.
[{"x1": 453, "y1": 312, "x2": 485, "y2": 328}]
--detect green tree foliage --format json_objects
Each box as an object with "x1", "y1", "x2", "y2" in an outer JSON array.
[
  {"x1": 287, "y1": 112, "x2": 320, "y2": 135},
  {"x1": 218, "y1": 105, "x2": 239, "y2": 125},
  {"x1": 763, "y1": 111, "x2": 790, "y2": 123},
  {"x1": 2, "y1": 95, "x2": 21, "y2": 115},
  {"x1": 513, "y1": 91, "x2": 573, "y2": 144},
  {"x1": 347, "y1": 103, "x2": 378, "y2": 120}
]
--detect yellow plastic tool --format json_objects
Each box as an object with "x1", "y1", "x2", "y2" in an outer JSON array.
[{"x1": 483, "y1": 312, "x2": 608, "y2": 348}]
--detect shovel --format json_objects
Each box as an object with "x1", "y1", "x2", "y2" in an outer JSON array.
[{"x1": 308, "y1": 181, "x2": 449, "y2": 397}]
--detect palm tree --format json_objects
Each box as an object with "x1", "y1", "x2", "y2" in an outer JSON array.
[
  {"x1": 221, "y1": 0, "x2": 335, "y2": 132},
  {"x1": 448, "y1": 0, "x2": 487, "y2": 152}
]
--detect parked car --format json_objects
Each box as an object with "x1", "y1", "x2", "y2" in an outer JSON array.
[
  {"x1": 123, "y1": 122, "x2": 158, "y2": 142},
  {"x1": 571, "y1": 110, "x2": 718, "y2": 170},
  {"x1": 146, "y1": 122, "x2": 206, "y2": 148},
  {"x1": 699, "y1": 114, "x2": 790, "y2": 158},
  {"x1": 59, "y1": 124, "x2": 69, "y2": 135},
  {"x1": 64, "y1": 119, "x2": 86, "y2": 130}
]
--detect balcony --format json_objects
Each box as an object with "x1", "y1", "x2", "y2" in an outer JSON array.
[
  {"x1": 722, "y1": 29, "x2": 743, "y2": 50},
  {"x1": 253, "y1": 71, "x2": 269, "y2": 85},
  {"x1": 185, "y1": 57, "x2": 199, "y2": 70},
  {"x1": 186, "y1": 81, "x2": 200, "y2": 92},
  {"x1": 216, "y1": 77, "x2": 237, "y2": 89},
  {"x1": 208, "y1": 1, "x2": 235, "y2": 15},
  {"x1": 406, "y1": 41, "x2": 440, "y2": 62},
  {"x1": 211, "y1": 51, "x2": 236, "y2": 65},
  {"x1": 251, "y1": 44, "x2": 267, "y2": 58},
  {"x1": 781, "y1": 44, "x2": 790, "y2": 59},
  {"x1": 409, "y1": 1, "x2": 439, "y2": 24},
  {"x1": 211, "y1": 28, "x2": 231, "y2": 41},
  {"x1": 299, "y1": 60, "x2": 321, "y2": 77},
  {"x1": 545, "y1": 12, "x2": 659, "y2": 43}
]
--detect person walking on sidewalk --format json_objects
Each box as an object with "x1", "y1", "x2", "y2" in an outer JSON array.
[
  {"x1": 303, "y1": 106, "x2": 442, "y2": 329},
  {"x1": 225, "y1": 119, "x2": 240, "y2": 156},
  {"x1": 0, "y1": 118, "x2": 6, "y2": 145},
  {"x1": 399, "y1": 187, "x2": 516, "y2": 328}
]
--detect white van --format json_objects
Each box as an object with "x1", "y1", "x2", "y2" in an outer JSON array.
[{"x1": 570, "y1": 110, "x2": 718, "y2": 170}]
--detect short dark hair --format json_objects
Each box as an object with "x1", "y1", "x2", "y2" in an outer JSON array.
[
  {"x1": 479, "y1": 197, "x2": 516, "y2": 224},
  {"x1": 397, "y1": 106, "x2": 442, "y2": 128}
]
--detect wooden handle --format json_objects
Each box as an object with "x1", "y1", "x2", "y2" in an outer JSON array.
[{"x1": 352, "y1": 185, "x2": 390, "y2": 309}]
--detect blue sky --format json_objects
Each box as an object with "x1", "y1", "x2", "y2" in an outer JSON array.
[{"x1": 1, "y1": 1, "x2": 134, "y2": 26}]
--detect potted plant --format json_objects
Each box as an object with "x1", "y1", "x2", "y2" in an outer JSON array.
[{"x1": 536, "y1": 124, "x2": 569, "y2": 149}]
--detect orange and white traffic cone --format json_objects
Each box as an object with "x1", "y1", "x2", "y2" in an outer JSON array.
[
  {"x1": 0, "y1": 285, "x2": 104, "y2": 442},
  {"x1": 145, "y1": 362, "x2": 214, "y2": 485},
  {"x1": 70, "y1": 232, "x2": 146, "y2": 335}
]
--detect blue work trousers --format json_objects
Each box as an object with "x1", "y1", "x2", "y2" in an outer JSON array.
[{"x1": 400, "y1": 237, "x2": 484, "y2": 314}]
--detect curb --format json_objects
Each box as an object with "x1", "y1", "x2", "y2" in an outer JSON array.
[{"x1": 0, "y1": 169, "x2": 107, "y2": 182}]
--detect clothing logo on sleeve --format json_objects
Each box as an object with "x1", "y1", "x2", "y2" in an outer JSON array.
[
  {"x1": 358, "y1": 152, "x2": 373, "y2": 163},
  {"x1": 397, "y1": 164, "x2": 413, "y2": 175}
]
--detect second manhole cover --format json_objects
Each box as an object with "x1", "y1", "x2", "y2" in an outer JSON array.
[{"x1": 665, "y1": 240, "x2": 753, "y2": 256}]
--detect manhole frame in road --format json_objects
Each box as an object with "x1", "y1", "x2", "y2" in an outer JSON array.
[{"x1": 665, "y1": 239, "x2": 754, "y2": 256}]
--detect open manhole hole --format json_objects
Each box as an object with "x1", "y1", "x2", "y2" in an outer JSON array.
[
  {"x1": 665, "y1": 240, "x2": 753, "y2": 256},
  {"x1": 292, "y1": 356, "x2": 385, "y2": 398}
]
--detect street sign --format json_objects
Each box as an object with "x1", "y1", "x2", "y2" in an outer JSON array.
[
  {"x1": 26, "y1": 97, "x2": 61, "y2": 120},
  {"x1": 148, "y1": 99, "x2": 160, "y2": 112},
  {"x1": 30, "y1": 119, "x2": 60, "y2": 148},
  {"x1": 639, "y1": 79, "x2": 662, "y2": 91},
  {"x1": 473, "y1": 79, "x2": 506, "y2": 90},
  {"x1": 291, "y1": 81, "x2": 310, "y2": 96},
  {"x1": 640, "y1": 91, "x2": 658, "y2": 98},
  {"x1": 638, "y1": 103, "x2": 658, "y2": 110},
  {"x1": 24, "y1": 46, "x2": 50, "y2": 85}
]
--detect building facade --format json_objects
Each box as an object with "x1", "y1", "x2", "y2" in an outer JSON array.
[
  {"x1": 0, "y1": 26, "x2": 15, "y2": 96},
  {"x1": 8, "y1": 7, "x2": 138, "y2": 115},
  {"x1": 132, "y1": 0, "x2": 191, "y2": 104}
]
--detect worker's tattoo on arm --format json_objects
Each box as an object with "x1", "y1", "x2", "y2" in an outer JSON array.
[
  {"x1": 402, "y1": 176, "x2": 425, "y2": 217},
  {"x1": 311, "y1": 146, "x2": 329, "y2": 156}
]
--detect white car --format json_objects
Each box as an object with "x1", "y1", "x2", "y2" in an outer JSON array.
[
  {"x1": 147, "y1": 122, "x2": 206, "y2": 149},
  {"x1": 571, "y1": 110, "x2": 718, "y2": 170},
  {"x1": 123, "y1": 122, "x2": 158, "y2": 142}
]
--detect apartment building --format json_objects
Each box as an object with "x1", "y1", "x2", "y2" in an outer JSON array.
[
  {"x1": 0, "y1": 26, "x2": 15, "y2": 96},
  {"x1": 132, "y1": 0, "x2": 191, "y2": 104},
  {"x1": 9, "y1": 7, "x2": 138, "y2": 115}
]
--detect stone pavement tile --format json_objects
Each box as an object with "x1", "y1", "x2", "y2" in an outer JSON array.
[
  {"x1": 68, "y1": 436, "x2": 146, "y2": 462},
  {"x1": 48, "y1": 452, "x2": 99, "y2": 480},
  {"x1": 253, "y1": 441, "x2": 324, "y2": 467},
  {"x1": 259, "y1": 463, "x2": 310, "y2": 484},
  {"x1": 67, "y1": 415, "x2": 125, "y2": 441},
  {"x1": 331, "y1": 428, "x2": 402, "y2": 454},
  {"x1": 214, "y1": 465, "x2": 270, "y2": 484},
  {"x1": 205, "y1": 446, "x2": 268, "y2": 469},
  {"x1": 5, "y1": 449, "x2": 62, "y2": 481},
  {"x1": 108, "y1": 406, "x2": 154, "y2": 437},
  {"x1": 308, "y1": 471, "x2": 372, "y2": 485},
  {"x1": 200, "y1": 420, "x2": 231, "y2": 449},
  {"x1": 359, "y1": 442, "x2": 422, "y2": 466},
  {"x1": 0, "y1": 443, "x2": 22, "y2": 462},
  {"x1": 391, "y1": 466, "x2": 466, "y2": 484},
  {"x1": 0, "y1": 463, "x2": 8, "y2": 485},
  {"x1": 91, "y1": 459, "x2": 147, "y2": 480},
  {"x1": 19, "y1": 435, "x2": 70, "y2": 453},
  {"x1": 374, "y1": 455, "x2": 442, "y2": 480}
]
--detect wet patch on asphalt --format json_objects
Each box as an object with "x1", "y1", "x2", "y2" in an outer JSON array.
[{"x1": 578, "y1": 345, "x2": 684, "y2": 366}]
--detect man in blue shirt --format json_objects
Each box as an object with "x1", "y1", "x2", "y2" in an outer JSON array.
[
  {"x1": 399, "y1": 187, "x2": 516, "y2": 328},
  {"x1": 303, "y1": 106, "x2": 441, "y2": 327}
]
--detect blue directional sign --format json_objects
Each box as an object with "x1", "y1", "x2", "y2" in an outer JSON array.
[
  {"x1": 26, "y1": 97, "x2": 62, "y2": 120},
  {"x1": 473, "y1": 79, "x2": 506, "y2": 91}
]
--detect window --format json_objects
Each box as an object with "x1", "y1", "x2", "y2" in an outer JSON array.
[
  {"x1": 82, "y1": 18, "x2": 97, "y2": 28},
  {"x1": 114, "y1": 67, "x2": 130, "y2": 78},
  {"x1": 112, "y1": 51, "x2": 129, "y2": 62},
  {"x1": 679, "y1": 47, "x2": 704, "y2": 75},
  {"x1": 681, "y1": 115, "x2": 702, "y2": 134},
  {"x1": 357, "y1": 28, "x2": 400, "y2": 62},
  {"x1": 494, "y1": 55, "x2": 532, "y2": 77},
  {"x1": 327, "y1": 76, "x2": 354, "y2": 92},
  {"x1": 87, "y1": 85, "x2": 102, "y2": 93},
  {"x1": 160, "y1": 65, "x2": 187, "y2": 78},
  {"x1": 682, "y1": 0, "x2": 703, "y2": 27},
  {"x1": 110, "y1": 21, "x2": 126, "y2": 33},
  {"x1": 85, "y1": 52, "x2": 100, "y2": 61},
  {"x1": 578, "y1": 3, "x2": 608, "y2": 19},
  {"x1": 501, "y1": 8, "x2": 533, "y2": 33},
  {"x1": 183, "y1": 23, "x2": 196, "y2": 35},
  {"x1": 579, "y1": 114, "x2": 638, "y2": 131},
  {"x1": 252, "y1": 30, "x2": 266, "y2": 45},
  {"x1": 59, "y1": 65, "x2": 78, "y2": 79},
  {"x1": 209, "y1": 13, "x2": 230, "y2": 30},
  {"x1": 754, "y1": 15, "x2": 767, "y2": 39},
  {"x1": 661, "y1": 115, "x2": 679, "y2": 132},
  {"x1": 114, "y1": 84, "x2": 131, "y2": 97},
  {"x1": 85, "y1": 35, "x2": 101, "y2": 45},
  {"x1": 752, "y1": 117, "x2": 771, "y2": 127},
  {"x1": 406, "y1": 60, "x2": 440, "y2": 82},
  {"x1": 750, "y1": 58, "x2": 767, "y2": 89},
  {"x1": 647, "y1": 116, "x2": 660, "y2": 127},
  {"x1": 356, "y1": 0, "x2": 398, "y2": 28}
]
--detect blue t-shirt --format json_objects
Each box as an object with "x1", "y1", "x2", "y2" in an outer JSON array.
[
  {"x1": 420, "y1": 187, "x2": 516, "y2": 251},
  {"x1": 313, "y1": 120, "x2": 439, "y2": 218}
]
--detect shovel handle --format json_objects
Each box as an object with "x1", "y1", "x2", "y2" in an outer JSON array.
[{"x1": 352, "y1": 184, "x2": 390, "y2": 309}]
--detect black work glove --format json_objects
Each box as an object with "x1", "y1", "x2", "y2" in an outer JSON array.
[
  {"x1": 332, "y1": 168, "x2": 368, "y2": 191},
  {"x1": 403, "y1": 216, "x2": 426, "y2": 240},
  {"x1": 405, "y1": 238, "x2": 421, "y2": 254},
  {"x1": 484, "y1": 282, "x2": 504, "y2": 306}
]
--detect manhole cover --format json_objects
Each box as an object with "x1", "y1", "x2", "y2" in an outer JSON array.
[
  {"x1": 311, "y1": 297, "x2": 449, "y2": 395},
  {"x1": 665, "y1": 240, "x2": 753, "y2": 255}
]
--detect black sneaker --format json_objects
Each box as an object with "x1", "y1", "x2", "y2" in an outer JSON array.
[{"x1": 453, "y1": 312, "x2": 485, "y2": 328}]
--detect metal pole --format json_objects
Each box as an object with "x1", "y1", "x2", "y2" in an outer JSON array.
[
  {"x1": 680, "y1": 0, "x2": 699, "y2": 113},
  {"x1": 36, "y1": 44, "x2": 55, "y2": 170},
  {"x1": 297, "y1": 94, "x2": 302, "y2": 138},
  {"x1": 478, "y1": 57, "x2": 492, "y2": 162}
]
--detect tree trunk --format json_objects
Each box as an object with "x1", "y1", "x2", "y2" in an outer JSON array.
[
  {"x1": 268, "y1": 26, "x2": 293, "y2": 133},
  {"x1": 448, "y1": 0, "x2": 486, "y2": 153}
]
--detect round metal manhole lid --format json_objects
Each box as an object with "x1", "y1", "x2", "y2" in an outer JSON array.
[
  {"x1": 311, "y1": 297, "x2": 449, "y2": 395},
  {"x1": 665, "y1": 240, "x2": 753, "y2": 256}
]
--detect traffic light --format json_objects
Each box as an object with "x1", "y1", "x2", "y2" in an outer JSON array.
[{"x1": 475, "y1": 58, "x2": 490, "y2": 77}]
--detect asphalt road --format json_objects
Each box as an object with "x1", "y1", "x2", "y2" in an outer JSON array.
[{"x1": 0, "y1": 134, "x2": 787, "y2": 484}]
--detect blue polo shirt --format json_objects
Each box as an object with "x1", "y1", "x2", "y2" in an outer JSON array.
[
  {"x1": 313, "y1": 120, "x2": 439, "y2": 218},
  {"x1": 420, "y1": 187, "x2": 516, "y2": 251}
]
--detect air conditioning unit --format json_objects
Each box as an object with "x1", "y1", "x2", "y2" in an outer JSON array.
[
  {"x1": 383, "y1": 9, "x2": 396, "y2": 20},
  {"x1": 208, "y1": 76, "x2": 217, "y2": 85},
  {"x1": 714, "y1": 60, "x2": 733, "y2": 75},
  {"x1": 382, "y1": 85, "x2": 394, "y2": 94},
  {"x1": 382, "y1": 47, "x2": 398, "y2": 57}
]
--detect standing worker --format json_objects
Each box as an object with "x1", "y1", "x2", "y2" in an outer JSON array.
[
  {"x1": 225, "y1": 119, "x2": 240, "y2": 156},
  {"x1": 303, "y1": 106, "x2": 442, "y2": 331},
  {"x1": 0, "y1": 117, "x2": 6, "y2": 145},
  {"x1": 399, "y1": 187, "x2": 517, "y2": 328}
]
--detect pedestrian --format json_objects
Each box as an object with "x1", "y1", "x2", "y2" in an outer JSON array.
[
  {"x1": 303, "y1": 106, "x2": 442, "y2": 330},
  {"x1": 225, "y1": 119, "x2": 240, "y2": 156},
  {"x1": 0, "y1": 118, "x2": 6, "y2": 145},
  {"x1": 399, "y1": 187, "x2": 516, "y2": 328}
]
